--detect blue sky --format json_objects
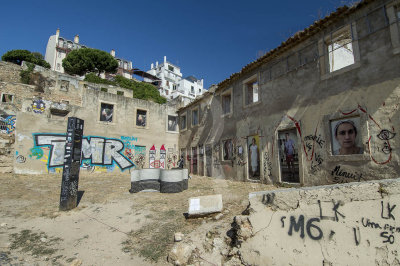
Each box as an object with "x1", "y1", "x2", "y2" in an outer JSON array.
[{"x1": 0, "y1": 0, "x2": 353, "y2": 88}]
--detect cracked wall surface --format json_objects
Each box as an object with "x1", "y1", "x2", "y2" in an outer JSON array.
[{"x1": 237, "y1": 179, "x2": 400, "y2": 265}]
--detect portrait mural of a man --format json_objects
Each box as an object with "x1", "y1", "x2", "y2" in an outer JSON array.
[{"x1": 331, "y1": 117, "x2": 363, "y2": 155}]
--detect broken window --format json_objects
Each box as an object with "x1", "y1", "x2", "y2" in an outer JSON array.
[
  {"x1": 100, "y1": 103, "x2": 113, "y2": 122},
  {"x1": 192, "y1": 107, "x2": 199, "y2": 126},
  {"x1": 136, "y1": 109, "x2": 147, "y2": 127},
  {"x1": 60, "y1": 80, "x2": 69, "y2": 91},
  {"x1": 117, "y1": 91, "x2": 124, "y2": 96},
  {"x1": 1, "y1": 94, "x2": 14, "y2": 103},
  {"x1": 167, "y1": 115, "x2": 178, "y2": 132},
  {"x1": 223, "y1": 139, "x2": 233, "y2": 160},
  {"x1": 326, "y1": 27, "x2": 355, "y2": 72},
  {"x1": 221, "y1": 91, "x2": 232, "y2": 115},
  {"x1": 180, "y1": 114, "x2": 187, "y2": 130},
  {"x1": 244, "y1": 77, "x2": 259, "y2": 106}
]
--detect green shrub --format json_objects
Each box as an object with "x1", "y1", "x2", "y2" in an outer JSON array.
[
  {"x1": 20, "y1": 62, "x2": 35, "y2": 84},
  {"x1": 2, "y1": 50, "x2": 50, "y2": 69},
  {"x1": 84, "y1": 73, "x2": 167, "y2": 104}
]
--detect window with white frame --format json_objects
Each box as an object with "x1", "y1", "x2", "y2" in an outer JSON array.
[
  {"x1": 243, "y1": 75, "x2": 259, "y2": 106},
  {"x1": 326, "y1": 27, "x2": 355, "y2": 73}
]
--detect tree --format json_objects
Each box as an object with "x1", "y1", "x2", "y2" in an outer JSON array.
[
  {"x1": 1, "y1": 50, "x2": 50, "y2": 69},
  {"x1": 62, "y1": 48, "x2": 118, "y2": 76}
]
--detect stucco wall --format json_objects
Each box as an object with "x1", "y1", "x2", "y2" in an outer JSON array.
[
  {"x1": 178, "y1": 0, "x2": 400, "y2": 186},
  {"x1": 0, "y1": 62, "x2": 180, "y2": 175},
  {"x1": 13, "y1": 87, "x2": 179, "y2": 174},
  {"x1": 237, "y1": 178, "x2": 400, "y2": 265}
]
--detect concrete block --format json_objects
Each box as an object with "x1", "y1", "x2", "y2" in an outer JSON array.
[{"x1": 188, "y1": 194, "x2": 223, "y2": 217}]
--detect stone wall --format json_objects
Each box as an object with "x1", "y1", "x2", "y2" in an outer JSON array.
[
  {"x1": 0, "y1": 61, "x2": 23, "y2": 83},
  {"x1": 235, "y1": 179, "x2": 400, "y2": 265}
]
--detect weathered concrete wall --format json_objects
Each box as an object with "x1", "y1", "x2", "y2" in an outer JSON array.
[
  {"x1": 178, "y1": 0, "x2": 400, "y2": 186},
  {"x1": 237, "y1": 178, "x2": 400, "y2": 265},
  {"x1": 0, "y1": 61, "x2": 180, "y2": 174},
  {"x1": 13, "y1": 87, "x2": 179, "y2": 174}
]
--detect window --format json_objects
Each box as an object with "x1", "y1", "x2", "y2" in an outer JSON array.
[
  {"x1": 326, "y1": 29, "x2": 355, "y2": 72},
  {"x1": 117, "y1": 91, "x2": 124, "y2": 96},
  {"x1": 100, "y1": 103, "x2": 113, "y2": 122},
  {"x1": 221, "y1": 89, "x2": 232, "y2": 116},
  {"x1": 168, "y1": 65, "x2": 174, "y2": 71},
  {"x1": 57, "y1": 63, "x2": 60, "y2": 70},
  {"x1": 199, "y1": 89, "x2": 201, "y2": 93},
  {"x1": 180, "y1": 114, "x2": 187, "y2": 130},
  {"x1": 166, "y1": 90, "x2": 169, "y2": 95},
  {"x1": 1, "y1": 94, "x2": 14, "y2": 103},
  {"x1": 136, "y1": 109, "x2": 147, "y2": 127},
  {"x1": 173, "y1": 85, "x2": 177, "y2": 91},
  {"x1": 167, "y1": 115, "x2": 178, "y2": 132},
  {"x1": 319, "y1": 24, "x2": 360, "y2": 77},
  {"x1": 243, "y1": 74, "x2": 259, "y2": 106},
  {"x1": 192, "y1": 107, "x2": 199, "y2": 126},
  {"x1": 387, "y1": 3, "x2": 400, "y2": 54},
  {"x1": 60, "y1": 80, "x2": 69, "y2": 91},
  {"x1": 191, "y1": 86, "x2": 194, "y2": 94},
  {"x1": 101, "y1": 88, "x2": 108, "y2": 92}
]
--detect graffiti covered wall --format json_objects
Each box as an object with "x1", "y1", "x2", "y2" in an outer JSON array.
[{"x1": 238, "y1": 179, "x2": 400, "y2": 265}]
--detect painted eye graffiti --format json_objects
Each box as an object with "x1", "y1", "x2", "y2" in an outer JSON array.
[{"x1": 377, "y1": 129, "x2": 396, "y2": 141}]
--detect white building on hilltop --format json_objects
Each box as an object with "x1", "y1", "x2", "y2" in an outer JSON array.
[
  {"x1": 145, "y1": 56, "x2": 205, "y2": 103},
  {"x1": 44, "y1": 29, "x2": 133, "y2": 79}
]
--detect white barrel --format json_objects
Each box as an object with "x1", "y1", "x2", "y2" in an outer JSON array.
[
  {"x1": 130, "y1": 170, "x2": 140, "y2": 182},
  {"x1": 160, "y1": 169, "x2": 184, "y2": 182},
  {"x1": 140, "y1": 168, "x2": 161, "y2": 181}
]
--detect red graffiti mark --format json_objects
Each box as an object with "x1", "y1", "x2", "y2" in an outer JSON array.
[{"x1": 339, "y1": 109, "x2": 357, "y2": 116}]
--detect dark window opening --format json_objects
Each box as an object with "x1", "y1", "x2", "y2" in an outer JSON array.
[
  {"x1": 100, "y1": 103, "x2": 113, "y2": 122},
  {"x1": 136, "y1": 109, "x2": 147, "y2": 127}
]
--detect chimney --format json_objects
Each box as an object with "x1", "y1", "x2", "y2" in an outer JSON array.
[
  {"x1": 56, "y1": 28, "x2": 60, "y2": 39},
  {"x1": 151, "y1": 63, "x2": 154, "y2": 69},
  {"x1": 110, "y1": 49, "x2": 115, "y2": 57},
  {"x1": 74, "y1": 35, "x2": 79, "y2": 44},
  {"x1": 164, "y1": 56, "x2": 167, "y2": 64}
]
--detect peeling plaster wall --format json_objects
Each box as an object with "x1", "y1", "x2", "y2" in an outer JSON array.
[
  {"x1": 13, "y1": 89, "x2": 179, "y2": 174},
  {"x1": 0, "y1": 62, "x2": 180, "y2": 174},
  {"x1": 239, "y1": 178, "x2": 400, "y2": 265},
  {"x1": 178, "y1": 0, "x2": 400, "y2": 185}
]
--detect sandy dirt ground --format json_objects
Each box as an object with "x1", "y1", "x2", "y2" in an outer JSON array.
[{"x1": 0, "y1": 172, "x2": 276, "y2": 266}]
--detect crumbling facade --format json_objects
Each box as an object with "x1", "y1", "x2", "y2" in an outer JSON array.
[
  {"x1": 178, "y1": 0, "x2": 400, "y2": 186},
  {"x1": 0, "y1": 62, "x2": 180, "y2": 175}
]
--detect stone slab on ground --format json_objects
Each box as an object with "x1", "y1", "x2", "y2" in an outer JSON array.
[{"x1": 188, "y1": 194, "x2": 223, "y2": 217}]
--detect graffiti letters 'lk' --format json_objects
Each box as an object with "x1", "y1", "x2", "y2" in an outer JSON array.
[{"x1": 33, "y1": 134, "x2": 134, "y2": 170}]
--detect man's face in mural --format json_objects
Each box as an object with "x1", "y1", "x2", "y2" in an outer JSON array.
[{"x1": 335, "y1": 122, "x2": 356, "y2": 149}]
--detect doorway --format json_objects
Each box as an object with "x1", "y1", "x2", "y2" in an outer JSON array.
[
  {"x1": 198, "y1": 145, "x2": 204, "y2": 176},
  {"x1": 205, "y1": 144, "x2": 212, "y2": 177},
  {"x1": 247, "y1": 135, "x2": 260, "y2": 180},
  {"x1": 278, "y1": 129, "x2": 300, "y2": 183},
  {"x1": 191, "y1": 147, "x2": 198, "y2": 175}
]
